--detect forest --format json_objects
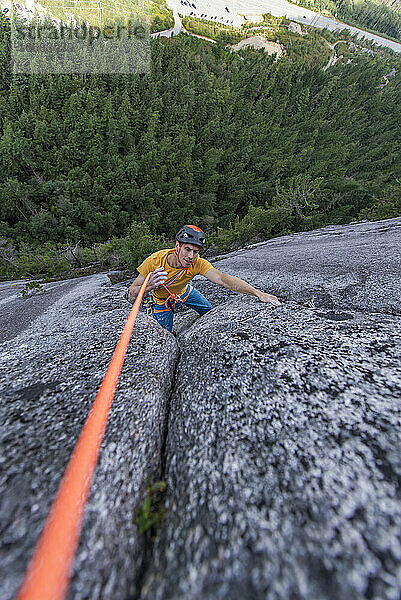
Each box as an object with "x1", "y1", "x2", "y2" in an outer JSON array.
[{"x1": 0, "y1": 12, "x2": 400, "y2": 278}]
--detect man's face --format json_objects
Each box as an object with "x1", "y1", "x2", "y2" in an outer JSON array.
[{"x1": 176, "y1": 242, "x2": 201, "y2": 267}]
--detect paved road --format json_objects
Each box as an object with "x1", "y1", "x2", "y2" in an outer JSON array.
[
  {"x1": 151, "y1": 3, "x2": 182, "y2": 38},
  {"x1": 237, "y1": 0, "x2": 401, "y2": 53},
  {"x1": 168, "y1": 0, "x2": 401, "y2": 53},
  {"x1": 5, "y1": 0, "x2": 400, "y2": 52}
]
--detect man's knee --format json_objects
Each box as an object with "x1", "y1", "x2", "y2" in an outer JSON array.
[
  {"x1": 184, "y1": 287, "x2": 210, "y2": 313},
  {"x1": 152, "y1": 310, "x2": 174, "y2": 332}
]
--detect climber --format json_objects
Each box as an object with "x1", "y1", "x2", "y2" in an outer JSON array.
[{"x1": 128, "y1": 224, "x2": 281, "y2": 333}]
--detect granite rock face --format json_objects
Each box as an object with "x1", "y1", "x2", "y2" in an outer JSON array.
[
  {"x1": 203, "y1": 217, "x2": 401, "y2": 316},
  {"x1": 140, "y1": 217, "x2": 401, "y2": 600},
  {"x1": 0, "y1": 275, "x2": 178, "y2": 600},
  {"x1": 140, "y1": 300, "x2": 401, "y2": 600},
  {"x1": 1, "y1": 218, "x2": 401, "y2": 600}
]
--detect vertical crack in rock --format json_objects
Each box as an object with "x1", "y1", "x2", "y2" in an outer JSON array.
[
  {"x1": 136, "y1": 300, "x2": 401, "y2": 600},
  {"x1": 129, "y1": 344, "x2": 182, "y2": 600},
  {"x1": 160, "y1": 344, "x2": 184, "y2": 483},
  {"x1": 0, "y1": 280, "x2": 183, "y2": 600}
]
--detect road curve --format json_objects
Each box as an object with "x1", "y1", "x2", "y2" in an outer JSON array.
[{"x1": 167, "y1": 0, "x2": 401, "y2": 53}]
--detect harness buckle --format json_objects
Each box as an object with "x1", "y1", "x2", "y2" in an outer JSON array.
[{"x1": 165, "y1": 293, "x2": 179, "y2": 313}]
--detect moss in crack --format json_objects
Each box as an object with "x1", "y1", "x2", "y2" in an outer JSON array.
[{"x1": 135, "y1": 479, "x2": 167, "y2": 539}]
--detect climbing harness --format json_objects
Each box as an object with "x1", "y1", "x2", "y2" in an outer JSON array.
[{"x1": 153, "y1": 264, "x2": 190, "y2": 313}]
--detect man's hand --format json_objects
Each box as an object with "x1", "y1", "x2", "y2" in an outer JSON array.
[
  {"x1": 149, "y1": 267, "x2": 168, "y2": 288},
  {"x1": 257, "y1": 292, "x2": 281, "y2": 306},
  {"x1": 128, "y1": 268, "x2": 168, "y2": 302}
]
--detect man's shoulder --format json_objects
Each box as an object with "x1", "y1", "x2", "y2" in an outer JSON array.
[
  {"x1": 193, "y1": 256, "x2": 213, "y2": 275},
  {"x1": 196, "y1": 256, "x2": 212, "y2": 267},
  {"x1": 138, "y1": 248, "x2": 173, "y2": 272},
  {"x1": 197, "y1": 256, "x2": 212, "y2": 265}
]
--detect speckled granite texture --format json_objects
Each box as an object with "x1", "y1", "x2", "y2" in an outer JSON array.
[{"x1": 1, "y1": 217, "x2": 400, "y2": 600}]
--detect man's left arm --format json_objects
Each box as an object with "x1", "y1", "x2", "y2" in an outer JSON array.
[{"x1": 204, "y1": 268, "x2": 281, "y2": 306}]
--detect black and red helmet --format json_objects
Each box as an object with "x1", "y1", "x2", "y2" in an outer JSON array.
[{"x1": 175, "y1": 225, "x2": 206, "y2": 249}]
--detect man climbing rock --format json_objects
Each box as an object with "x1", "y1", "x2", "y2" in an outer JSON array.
[{"x1": 128, "y1": 224, "x2": 280, "y2": 333}]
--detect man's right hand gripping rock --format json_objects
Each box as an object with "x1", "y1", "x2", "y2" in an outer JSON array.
[
  {"x1": 150, "y1": 267, "x2": 168, "y2": 289},
  {"x1": 128, "y1": 267, "x2": 168, "y2": 301}
]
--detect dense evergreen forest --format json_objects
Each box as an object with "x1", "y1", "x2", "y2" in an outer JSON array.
[
  {"x1": 291, "y1": 0, "x2": 401, "y2": 42},
  {"x1": 0, "y1": 14, "x2": 400, "y2": 278}
]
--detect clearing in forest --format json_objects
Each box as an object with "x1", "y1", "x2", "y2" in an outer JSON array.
[{"x1": 231, "y1": 36, "x2": 285, "y2": 58}]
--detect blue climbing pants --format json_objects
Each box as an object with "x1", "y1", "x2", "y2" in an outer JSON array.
[{"x1": 152, "y1": 284, "x2": 212, "y2": 332}]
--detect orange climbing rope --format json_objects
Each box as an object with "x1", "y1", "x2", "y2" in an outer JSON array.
[{"x1": 17, "y1": 272, "x2": 152, "y2": 600}]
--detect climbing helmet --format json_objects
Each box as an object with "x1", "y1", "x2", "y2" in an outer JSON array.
[{"x1": 175, "y1": 225, "x2": 206, "y2": 249}]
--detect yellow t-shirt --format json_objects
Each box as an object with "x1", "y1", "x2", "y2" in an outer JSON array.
[{"x1": 137, "y1": 249, "x2": 214, "y2": 301}]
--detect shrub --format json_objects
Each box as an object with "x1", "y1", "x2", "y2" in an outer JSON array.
[
  {"x1": 208, "y1": 204, "x2": 289, "y2": 252},
  {"x1": 134, "y1": 480, "x2": 166, "y2": 537},
  {"x1": 358, "y1": 185, "x2": 401, "y2": 221},
  {"x1": 111, "y1": 220, "x2": 165, "y2": 269}
]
